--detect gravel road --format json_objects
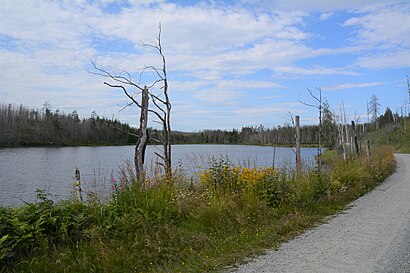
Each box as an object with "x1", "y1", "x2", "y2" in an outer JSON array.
[{"x1": 230, "y1": 154, "x2": 410, "y2": 273}]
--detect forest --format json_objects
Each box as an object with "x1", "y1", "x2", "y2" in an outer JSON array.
[
  {"x1": 0, "y1": 103, "x2": 137, "y2": 147},
  {"x1": 0, "y1": 101, "x2": 406, "y2": 149}
]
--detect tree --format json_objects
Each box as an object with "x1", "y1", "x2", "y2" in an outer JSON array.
[
  {"x1": 322, "y1": 100, "x2": 337, "y2": 149},
  {"x1": 368, "y1": 94, "x2": 380, "y2": 125},
  {"x1": 379, "y1": 107, "x2": 394, "y2": 127},
  {"x1": 300, "y1": 87, "x2": 323, "y2": 172},
  {"x1": 91, "y1": 24, "x2": 172, "y2": 181},
  {"x1": 142, "y1": 25, "x2": 172, "y2": 179}
]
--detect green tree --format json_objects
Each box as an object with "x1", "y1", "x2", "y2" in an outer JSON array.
[
  {"x1": 322, "y1": 100, "x2": 337, "y2": 149},
  {"x1": 379, "y1": 107, "x2": 394, "y2": 127}
]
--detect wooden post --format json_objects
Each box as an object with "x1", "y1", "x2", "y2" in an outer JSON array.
[
  {"x1": 75, "y1": 168, "x2": 82, "y2": 202},
  {"x1": 135, "y1": 86, "x2": 149, "y2": 182},
  {"x1": 351, "y1": 121, "x2": 359, "y2": 156},
  {"x1": 296, "y1": 115, "x2": 301, "y2": 177},
  {"x1": 272, "y1": 146, "x2": 276, "y2": 169},
  {"x1": 366, "y1": 139, "x2": 371, "y2": 164},
  {"x1": 339, "y1": 107, "x2": 346, "y2": 161}
]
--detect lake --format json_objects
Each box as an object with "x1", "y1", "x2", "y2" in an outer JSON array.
[{"x1": 0, "y1": 145, "x2": 318, "y2": 207}]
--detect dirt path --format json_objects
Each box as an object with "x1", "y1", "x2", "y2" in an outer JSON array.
[{"x1": 230, "y1": 154, "x2": 410, "y2": 273}]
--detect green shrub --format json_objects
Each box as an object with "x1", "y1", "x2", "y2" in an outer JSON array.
[{"x1": 0, "y1": 190, "x2": 92, "y2": 265}]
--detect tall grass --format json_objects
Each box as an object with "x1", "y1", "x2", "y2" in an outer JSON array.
[{"x1": 1, "y1": 146, "x2": 396, "y2": 272}]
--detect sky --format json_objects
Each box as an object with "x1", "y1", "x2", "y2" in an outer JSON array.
[{"x1": 1, "y1": 0, "x2": 409, "y2": 131}]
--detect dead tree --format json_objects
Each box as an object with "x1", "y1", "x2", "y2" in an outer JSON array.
[
  {"x1": 136, "y1": 87, "x2": 149, "y2": 180},
  {"x1": 338, "y1": 107, "x2": 346, "y2": 161},
  {"x1": 94, "y1": 76, "x2": 150, "y2": 182},
  {"x1": 351, "y1": 121, "x2": 359, "y2": 156},
  {"x1": 300, "y1": 87, "x2": 322, "y2": 173},
  {"x1": 338, "y1": 101, "x2": 348, "y2": 160},
  {"x1": 142, "y1": 24, "x2": 172, "y2": 179},
  {"x1": 284, "y1": 111, "x2": 298, "y2": 174},
  {"x1": 295, "y1": 115, "x2": 301, "y2": 178},
  {"x1": 406, "y1": 75, "x2": 410, "y2": 130},
  {"x1": 91, "y1": 24, "x2": 171, "y2": 181}
]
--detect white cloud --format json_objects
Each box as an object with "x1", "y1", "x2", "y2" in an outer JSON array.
[
  {"x1": 194, "y1": 88, "x2": 242, "y2": 104},
  {"x1": 217, "y1": 80, "x2": 282, "y2": 90},
  {"x1": 319, "y1": 12, "x2": 333, "y2": 21},
  {"x1": 343, "y1": 3, "x2": 410, "y2": 48},
  {"x1": 341, "y1": 2, "x2": 410, "y2": 70},
  {"x1": 273, "y1": 65, "x2": 358, "y2": 76},
  {"x1": 242, "y1": 0, "x2": 401, "y2": 12},
  {"x1": 322, "y1": 82, "x2": 384, "y2": 91},
  {"x1": 356, "y1": 50, "x2": 410, "y2": 70},
  {"x1": 232, "y1": 102, "x2": 301, "y2": 116}
]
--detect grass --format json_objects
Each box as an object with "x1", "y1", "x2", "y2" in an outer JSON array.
[
  {"x1": 366, "y1": 118, "x2": 410, "y2": 153},
  {"x1": 0, "y1": 146, "x2": 396, "y2": 273}
]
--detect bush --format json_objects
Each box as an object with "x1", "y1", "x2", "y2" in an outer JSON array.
[{"x1": 0, "y1": 190, "x2": 91, "y2": 264}]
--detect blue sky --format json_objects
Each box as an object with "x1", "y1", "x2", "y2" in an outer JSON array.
[{"x1": 1, "y1": 0, "x2": 409, "y2": 131}]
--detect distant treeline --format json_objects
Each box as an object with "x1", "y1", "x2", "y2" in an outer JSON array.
[
  {"x1": 2, "y1": 102, "x2": 405, "y2": 148},
  {"x1": 0, "y1": 103, "x2": 137, "y2": 147},
  {"x1": 171, "y1": 125, "x2": 321, "y2": 146},
  {"x1": 1, "y1": 103, "x2": 322, "y2": 147}
]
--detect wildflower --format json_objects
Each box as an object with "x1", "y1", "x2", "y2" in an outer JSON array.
[{"x1": 110, "y1": 171, "x2": 116, "y2": 192}]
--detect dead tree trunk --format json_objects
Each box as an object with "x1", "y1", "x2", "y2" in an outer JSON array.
[
  {"x1": 144, "y1": 24, "x2": 172, "y2": 180},
  {"x1": 366, "y1": 139, "x2": 371, "y2": 164},
  {"x1": 351, "y1": 120, "x2": 359, "y2": 157},
  {"x1": 135, "y1": 86, "x2": 149, "y2": 181},
  {"x1": 295, "y1": 115, "x2": 301, "y2": 177},
  {"x1": 339, "y1": 108, "x2": 346, "y2": 161},
  {"x1": 318, "y1": 96, "x2": 322, "y2": 172}
]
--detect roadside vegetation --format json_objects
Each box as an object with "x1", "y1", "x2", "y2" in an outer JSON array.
[
  {"x1": 1, "y1": 145, "x2": 396, "y2": 272},
  {"x1": 366, "y1": 115, "x2": 410, "y2": 153}
]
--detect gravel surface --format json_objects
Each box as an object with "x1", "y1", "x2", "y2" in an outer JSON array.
[{"x1": 229, "y1": 154, "x2": 410, "y2": 273}]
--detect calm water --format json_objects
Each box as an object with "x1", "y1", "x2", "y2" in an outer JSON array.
[{"x1": 0, "y1": 145, "x2": 318, "y2": 207}]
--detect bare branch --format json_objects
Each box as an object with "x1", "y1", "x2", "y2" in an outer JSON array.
[
  {"x1": 91, "y1": 60, "x2": 144, "y2": 91},
  {"x1": 142, "y1": 65, "x2": 164, "y2": 80},
  {"x1": 146, "y1": 79, "x2": 163, "y2": 89},
  {"x1": 150, "y1": 96, "x2": 167, "y2": 116},
  {"x1": 148, "y1": 109, "x2": 165, "y2": 122},
  {"x1": 287, "y1": 111, "x2": 295, "y2": 127},
  {"x1": 149, "y1": 137, "x2": 162, "y2": 144},
  {"x1": 299, "y1": 90, "x2": 319, "y2": 109},
  {"x1": 154, "y1": 151, "x2": 165, "y2": 160},
  {"x1": 155, "y1": 161, "x2": 165, "y2": 168},
  {"x1": 119, "y1": 101, "x2": 139, "y2": 112},
  {"x1": 308, "y1": 88, "x2": 320, "y2": 104},
  {"x1": 150, "y1": 92, "x2": 167, "y2": 105},
  {"x1": 153, "y1": 119, "x2": 165, "y2": 126},
  {"x1": 104, "y1": 82, "x2": 142, "y2": 108},
  {"x1": 104, "y1": 121, "x2": 139, "y2": 137}
]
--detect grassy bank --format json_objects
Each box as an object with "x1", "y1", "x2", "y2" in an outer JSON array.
[{"x1": 1, "y1": 146, "x2": 396, "y2": 272}]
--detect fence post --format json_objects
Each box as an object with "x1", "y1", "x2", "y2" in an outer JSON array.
[
  {"x1": 351, "y1": 121, "x2": 359, "y2": 156},
  {"x1": 366, "y1": 140, "x2": 371, "y2": 164},
  {"x1": 75, "y1": 168, "x2": 83, "y2": 202}
]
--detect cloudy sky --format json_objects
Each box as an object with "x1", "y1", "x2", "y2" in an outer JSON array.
[{"x1": 1, "y1": 0, "x2": 409, "y2": 131}]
